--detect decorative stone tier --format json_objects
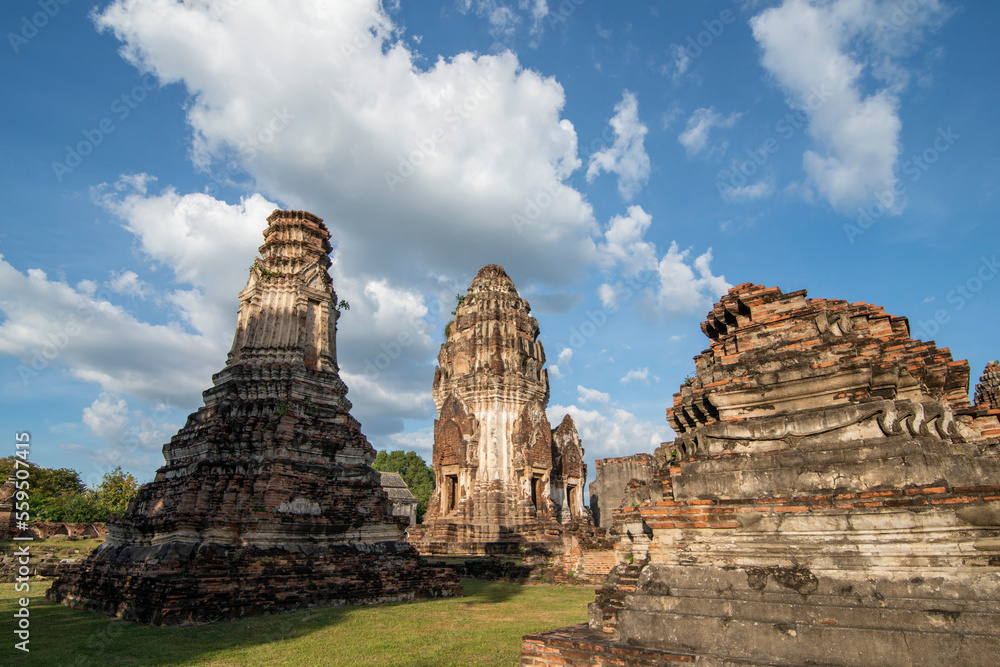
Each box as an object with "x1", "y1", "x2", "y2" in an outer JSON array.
[
  {"x1": 670, "y1": 283, "x2": 973, "y2": 439},
  {"x1": 526, "y1": 283, "x2": 1000, "y2": 666},
  {"x1": 48, "y1": 209, "x2": 460, "y2": 624},
  {"x1": 409, "y1": 265, "x2": 593, "y2": 556}
]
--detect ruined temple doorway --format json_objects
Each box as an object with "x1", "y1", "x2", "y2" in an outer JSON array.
[
  {"x1": 566, "y1": 484, "x2": 577, "y2": 517},
  {"x1": 446, "y1": 474, "x2": 458, "y2": 512},
  {"x1": 531, "y1": 474, "x2": 543, "y2": 510}
]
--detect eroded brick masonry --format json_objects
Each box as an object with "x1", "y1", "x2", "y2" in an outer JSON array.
[
  {"x1": 409, "y1": 265, "x2": 601, "y2": 559},
  {"x1": 48, "y1": 210, "x2": 460, "y2": 625},
  {"x1": 525, "y1": 283, "x2": 1000, "y2": 666}
]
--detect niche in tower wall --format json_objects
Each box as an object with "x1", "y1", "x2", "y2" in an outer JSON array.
[
  {"x1": 445, "y1": 471, "x2": 459, "y2": 512},
  {"x1": 531, "y1": 474, "x2": 543, "y2": 510},
  {"x1": 303, "y1": 298, "x2": 321, "y2": 369}
]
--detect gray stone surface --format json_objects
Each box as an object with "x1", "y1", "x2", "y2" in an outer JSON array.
[{"x1": 589, "y1": 454, "x2": 656, "y2": 532}]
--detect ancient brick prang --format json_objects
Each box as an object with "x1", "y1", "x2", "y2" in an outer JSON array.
[
  {"x1": 975, "y1": 360, "x2": 1000, "y2": 409},
  {"x1": 527, "y1": 283, "x2": 1000, "y2": 666},
  {"x1": 47, "y1": 210, "x2": 460, "y2": 625},
  {"x1": 408, "y1": 265, "x2": 594, "y2": 556},
  {"x1": 669, "y1": 283, "x2": 972, "y2": 444}
]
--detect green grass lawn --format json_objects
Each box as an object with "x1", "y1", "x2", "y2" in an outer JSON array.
[
  {"x1": 0, "y1": 538, "x2": 106, "y2": 562},
  {"x1": 0, "y1": 578, "x2": 593, "y2": 666}
]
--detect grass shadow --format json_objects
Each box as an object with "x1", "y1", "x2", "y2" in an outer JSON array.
[
  {"x1": 0, "y1": 578, "x2": 591, "y2": 666},
  {"x1": 1, "y1": 580, "x2": 350, "y2": 666},
  {"x1": 459, "y1": 578, "x2": 522, "y2": 604}
]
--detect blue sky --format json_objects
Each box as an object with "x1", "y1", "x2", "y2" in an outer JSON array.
[{"x1": 1, "y1": 0, "x2": 997, "y2": 488}]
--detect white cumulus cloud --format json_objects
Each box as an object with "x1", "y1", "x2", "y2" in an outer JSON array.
[
  {"x1": 549, "y1": 403, "x2": 664, "y2": 460},
  {"x1": 577, "y1": 385, "x2": 611, "y2": 405},
  {"x1": 596, "y1": 206, "x2": 731, "y2": 318},
  {"x1": 83, "y1": 392, "x2": 130, "y2": 444},
  {"x1": 719, "y1": 179, "x2": 776, "y2": 203},
  {"x1": 678, "y1": 107, "x2": 740, "y2": 158},
  {"x1": 96, "y1": 0, "x2": 597, "y2": 289},
  {"x1": 750, "y1": 0, "x2": 948, "y2": 213},
  {"x1": 620, "y1": 367, "x2": 657, "y2": 385},
  {"x1": 107, "y1": 270, "x2": 152, "y2": 299},
  {"x1": 586, "y1": 91, "x2": 651, "y2": 201}
]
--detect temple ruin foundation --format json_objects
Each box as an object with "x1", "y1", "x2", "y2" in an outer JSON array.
[{"x1": 47, "y1": 209, "x2": 460, "y2": 625}]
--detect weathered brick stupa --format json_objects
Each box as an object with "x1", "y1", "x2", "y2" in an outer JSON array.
[
  {"x1": 408, "y1": 265, "x2": 592, "y2": 555},
  {"x1": 524, "y1": 283, "x2": 1000, "y2": 666},
  {"x1": 48, "y1": 210, "x2": 460, "y2": 625},
  {"x1": 975, "y1": 360, "x2": 1000, "y2": 409}
]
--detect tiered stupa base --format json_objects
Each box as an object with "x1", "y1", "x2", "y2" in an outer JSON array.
[
  {"x1": 409, "y1": 485, "x2": 567, "y2": 556},
  {"x1": 48, "y1": 209, "x2": 462, "y2": 624},
  {"x1": 50, "y1": 455, "x2": 462, "y2": 625},
  {"x1": 53, "y1": 539, "x2": 458, "y2": 626}
]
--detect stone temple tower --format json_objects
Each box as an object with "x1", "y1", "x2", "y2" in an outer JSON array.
[
  {"x1": 49, "y1": 210, "x2": 460, "y2": 624},
  {"x1": 408, "y1": 265, "x2": 591, "y2": 555}
]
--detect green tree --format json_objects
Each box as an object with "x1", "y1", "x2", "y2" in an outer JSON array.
[
  {"x1": 0, "y1": 456, "x2": 85, "y2": 498},
  {"x1": 95, "y1": 466, "x2": 140, "y2": 519},
  {"x1": 372, "y1": 450, "x2": 435, "y2": 522},
  {"x1": 0, "y1": 457, "x2": 89, "y2": 521},
  {"x1": 0, "y1": 458, "x2": 140, "y2": 523},
  {"x1": 36, "y1": 490, "x2": 104, "y2": 523}
]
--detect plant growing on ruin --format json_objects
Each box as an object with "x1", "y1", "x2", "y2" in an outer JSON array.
[
  {"x1": 684, "y1": 375, "x2": 695, "y2": 386},
  {"x1": 451, "y1": 293, "x2": 466, "y2": 316},
  {"x1": 250, "y1": 262, "x2": 279, "y2": 280},
  {"x1": 335, "y1": 299, "x2": 350, "y2": 312},
  {"x1": 276, "y1": 401, "x2": 290, "y2": 417}
]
